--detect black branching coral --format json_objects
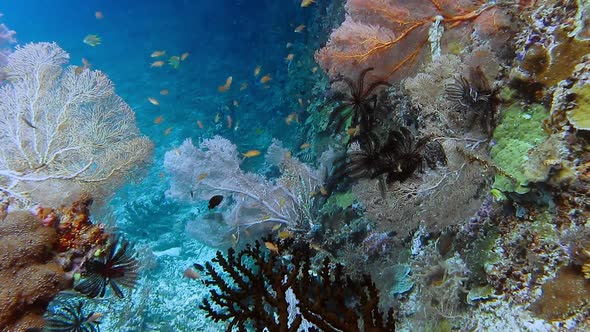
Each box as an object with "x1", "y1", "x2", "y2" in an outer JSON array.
[
  {"x1": 200, "y1": 240, "x2": 396, "y2": 332},
  {"x1": 74, "y1": 235, "x2": 138, "y2": 298},
  {"x1": 326, "y1": 67, "x2": 390, "y2": 136}
]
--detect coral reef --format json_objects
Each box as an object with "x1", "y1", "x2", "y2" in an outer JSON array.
[
  {"x1": 0, "y1": 42, "x2": 153, "y2": 209},
  {"x1": 200, "y1": 239, "x2": 396, "y2": 331},
  {"x1": 165, "y1": 137, "x2": 329, "y2": 246}
]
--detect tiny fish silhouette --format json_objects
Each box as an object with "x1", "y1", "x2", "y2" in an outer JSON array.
[{"x1": 208, "y1": 195, "x2": 224, "y2": 209}]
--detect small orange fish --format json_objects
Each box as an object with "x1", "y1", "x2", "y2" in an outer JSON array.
[
  {"x1": 164, "y1": 127, "x2": 173, "y2": 136},
  {"x1": 154, "y1": 116, "x2": 163, "y2": 124},
  {"x1": 197, "y1": 120, "x2": 204, "y2": 129},
  {"x1": 294, "y1": 24, "x2": 306, "y2": 33},
  {"x1": 286, "y1": 42, "x2": 293, "y2": 49},
  {"x1": 214, "y1": 112, "x2": 221, "y2": 123},
  {"x1": 151, "y1": 50, "x2": 166, "y2": 57},
  {"x1": 82, "y1": 58, "x2": 91, "y2": 68},
  {"x1": 347, "y1": 125, "x2": 360, "y2": 136},
  {"x1": 74, "y1": 66, "x2": 84, "y2": 75},
  {"x1": 160, "y1": 89, "x2": 169, "y2": 95},
  {"x1": 151, "y1": 60, "x2": 165, "y2": 68},
  {"x1": 260, "y1": 74, "x2": 272, "y2": 84},
  {"x1": 183, "y1": 268, "x2": 200, "y2": 280},
  {"x1": 311, "y1": 66, "x2": 318, "y2": 73},
  {"x1": 285, "y1": 53, "x2": 294, "y2": 62},
  {"x1": 285, "y1": 112, "x2": 299, "y2": 125},
  {"x1": 242, "y1": 150, "x2": 261, "y2": 158},
  {"x1": 301, "y1": 0, "x2": 315, "y2": 7},
  {"x1": 264, "y1": 241, "x2": 279, "y2": 254},
  {"x1": 254, "y1": 65, "x2": 261, "y2": 77},
  {"x1": 95, "y1": 11, "x2": 104, "y2": 19},
  {"x1": 226, "y1": 115, "x2": 233, "y2": 129},
  {"x1": 181, "y1": 52, "x2": 190, "y2": 61},
  {"x1": 148, "y1": 97, "x2": 160, "y2": 106},
  {"x1": 196, "y1": 173, "x2": 208, "y2": 181},
  {"x1": 240, "y1": 82, "x2": 248, "y2": 91},
  {"x1": 87, "y1": 312, "x2": 102, "y2": 323},
  {"x1": 300, "y1": 143, "x2": 311, "y2": 149},
  {"x1": 218, "y1": 76, "x2": 233, "y2": 92}
]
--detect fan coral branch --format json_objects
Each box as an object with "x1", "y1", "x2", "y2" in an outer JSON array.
[{"x1": 315, "y1": 0, "x2": 493, "y2": 82}]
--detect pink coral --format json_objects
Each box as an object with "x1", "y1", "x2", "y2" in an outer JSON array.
[{"x1": 315, "y1": 0, "x2": 493, "y2": 83}]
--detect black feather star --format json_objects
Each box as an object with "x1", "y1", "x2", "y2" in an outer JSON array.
[
  {"x1": 445, "y1": 66, "x2": 496, "y2": 136},
  {"x1": 75, "y1": 235, "x2": 138, "y2": 298},
  {"x1": 44, "y1": 296, "x2": 100, "y2": 332},
  {"x1": 327, "y1": 67, "x2": 390, "y2": 136}
]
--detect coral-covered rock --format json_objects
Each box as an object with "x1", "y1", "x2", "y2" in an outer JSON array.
[{"x1": 0, "y1": 211, "x2": 67, "y2": 329}]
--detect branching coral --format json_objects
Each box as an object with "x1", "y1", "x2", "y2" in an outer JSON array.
[
  {"x1": 165, "y1": 137, "x2": 326, "y2": 246},
  {"x1": 315, "y1": 0, "x2": 495, "y2": 83},
  {"x1": 200, "y1": 239, "x2": 396, "y2": 331}
]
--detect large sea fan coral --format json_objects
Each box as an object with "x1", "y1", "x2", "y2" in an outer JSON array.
[{"x1": 0, "y1": 42, "x2": 153, "y2": 209}]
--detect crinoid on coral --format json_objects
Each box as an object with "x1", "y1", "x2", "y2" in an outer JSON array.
[
  {"x1": 200, "y1": 239, "x2": 396, "y2": 332},
  {"x1": 74, "y1": 235, "x2": 138, "y2": 298},
  {"x1": 332, "y1": 128, "x2": 446, "y2": 188},
  {"x1": 445, "y1": 66, "x2": 496, "y2": 136},
  {"x1": 326, "y1": 67, "x2": 390, "y2": 137},
  {"x1": 43, "y1": 294, "x2": 101, "y2": 332},
  {"x1": 446, "y1": 66, "x2": 496, "y2": 136}
]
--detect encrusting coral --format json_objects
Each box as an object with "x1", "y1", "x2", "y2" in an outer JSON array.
[{"x1": 200, "y1": 239, "x2": 396, "y2": 331}]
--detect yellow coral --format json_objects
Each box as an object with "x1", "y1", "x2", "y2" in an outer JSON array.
[{"x1": 569, "y1": 84, "x2": 590, "y2": 130}]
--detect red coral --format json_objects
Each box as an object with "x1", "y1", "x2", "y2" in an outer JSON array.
[
  {"x1": 55, "y1": 197, "x2": 108, "y2": 253},
  {"x1": 315, "y1": 0, "x2": 493, "y2": 83}
]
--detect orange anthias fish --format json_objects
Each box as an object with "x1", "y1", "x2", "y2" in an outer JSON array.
[
  {"x1": 218, "y1": 76, "x2": 233, "y2": 92},
  {"x1": 285, "y1": 112, "x2": 299, "y2": 125},
  {"x1": 148, "y1": 97, "x2": 160, "y2": 105},
  {"x1": 264, "y1": 241, "x2": 280, "y2": 254},
  {"x1": 160, "y1": 89, "x2": 169, "y2": 95},
  {"x1": 181, "y1": 52, "x2": 190, "y2": 61},
  {"x1": 83, "y1": 34, "x2": 101, "y2": 46},
  {"x1": 197, "y1": 120, "x2": 204, "y2": 129},
  {"x1": 242, "y1": 150, "x2": 261, "y2": 159},
  {"x1": 164, "y1": 127, "x2": 173, "y2": 136},
  {"x1": 294, "y1": 24, "x2": 306, "y2": 33},
  {"x1": 240, "y1": 82, "x2": 248, "y2": 91},
  {"x1": 151, "y1": 50, "x2": 166, "y2": 57},
  {"x1": 95, "y1": 11, "x2": 104, "y2": 19},
  {"x1": 301, "y1": 0, "x2": 315, "y2": 7},
  {"x1": 300, "y1": 143, "x2": 311, "y2": 149},
  {"x1": 253, "y1": 65, "x2": 261, "y2": 77},
  {"x1": 151, "y1": 60, "x2": 165, "y2": 68},
  {"x1": 260, "y1": 74, "x2": 271, "y2": 84},
  {"x1": 214, "y1": 112, "x2": 221, "y2": 123},
  {"x1": 285, "y1": 53, "x2": 294, "y2": 63},
  {"x1": 154, "y1": 116, "x2": 163, "y2": 124},
  {"x1": 226, "y1": 115, "x2": 233, "y2": 129}
]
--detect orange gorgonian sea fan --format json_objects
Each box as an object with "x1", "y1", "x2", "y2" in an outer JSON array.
[{"x1": 315, "y1": 0, "x2": 494, "y2": 83}]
